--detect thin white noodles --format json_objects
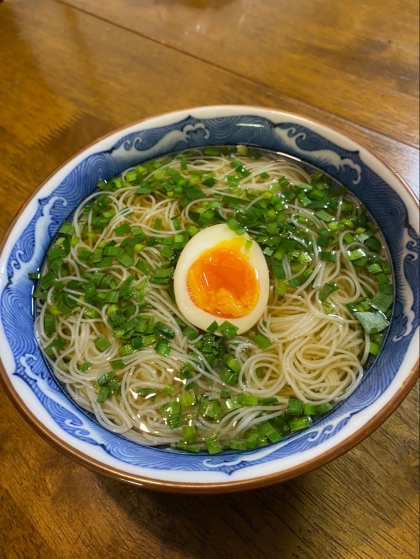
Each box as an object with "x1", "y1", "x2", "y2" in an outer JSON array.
[{"x1": 34, "y1": 148, "x2": 391, "y2": 448}]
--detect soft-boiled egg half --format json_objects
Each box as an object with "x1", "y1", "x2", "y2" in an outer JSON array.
[{"x1": 174, "y1": 224, "x2": 269, "y2": 335}]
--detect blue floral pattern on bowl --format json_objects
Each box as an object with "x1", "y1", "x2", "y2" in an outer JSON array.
[{"x1": 0, "y1": 109, "x2": 418, "y2": 484}]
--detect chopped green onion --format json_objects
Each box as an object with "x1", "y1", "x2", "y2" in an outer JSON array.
[
  {"x1": 289, "y1": 417, "x2": 311, "y2": 432},
  {"x1": 162, "y1": 384, "x2": 175, "y2": 396},
  {"x1": 225, "y1": 356, "x2": 241, "y2": 374},
  {"x1": 94, "y1": 336, "x2": 112, "y2": 352},
  {"x1": 237, "y1": 393, "x2": 259, "y2": 406},
  {"x1": 116, "y1": 252, "x2": 134, "y2": 268},
  {"x1": 205, "y1": 433, "x2": 222, "y2": 454},
  {"x1": 348, "y1": 249, "x2": 366, "y2": 261},
  {"x1": 44, "y1": 314, "x2": 56, "y2": 335},
  {"x1": 320, "y1": 251, "x2": 336, "y2": 262},
  {"x1": 44, "y1": 336, "x2": 67, "y2": 357},
  {"x1": 287, "y1": 398, "x2": 303, "y2": 416},
  {"x1": 258, "y1": 420, "x2": 282, "y2": 443},
  {"x1": 161, "y1": 401, "x2": 181, "y2": 417},
  {"x1": 97, "y1": 386, "x2": 111, "y2": 403},
  {"x1": 276, "y1": 279, "x2": 287, "y2": 296},
  {"x1": 379, "y1": 283, "x2": 393, "y2": 294},
  {"x1": 218, "y1": 321, "x2": 239, "y2": 337},
  {"x1": 182, "y1": 425, "x2": 198, "y2": 443},
  {"x1": 113, "y1": 223, "x2": 131, "y2": 236},
  {"x1": 221, "y1": 396, "x2": 242, "y2": 413},
  {"x1": 199, "y1": 399, "x2": 222, "y2": 419},
  {"x1": 365, "y1": 237, "x2": 382, "y2": 252},
  {"x1": 315, "y1": 210, "x2": 335, "y2": 222},
  {"x1": 369, "y1": 342, "x2": 381, "y2": 356},
  {"x1": 287, "y1": 269, "x2": 312, "y2": 287},
  {"x1": 260, "y1": 397, "x2": 278, "y2": 406},
  {"x1": 138, "y1": 388, "x2": 158, "y2": 401},
  {"x1": 179, "y1": 389, "x2": 196, "y2": 407},
  {"x1": 303, "y1": 403, "x2": 317, "y2": 415},
  {"x1": 369, "y1": 292, "x2": 393, "y2": 313},
  {"x1": 97, "y1": 371, "x2": 116, "y2": 386},
  {"x1": 110, "y1": 359, "x2": 125, "y2": 371},
  {"x1": 206, "y1": 321, "x2": 218, "y2": 335},
  {"x1": 253, "y1": 334, "x2": 272, "y2": 350},
  {"x1": 184, "y1": 326, "x2": 199, "y2": 340},
  {"x1": 203, "y1": 147, "x2": 220, "y2": 156},
  {"x1": 317, "y1": 402, "x2": 333, "y2": 415},
  {"x1": 354, "y1": 311, "x2": 389, "y2": 334},
  {"x1": 154, "y1": 339, "x2": 171, "y2": 356}
]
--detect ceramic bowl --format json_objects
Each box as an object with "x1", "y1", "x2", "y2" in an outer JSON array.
[{"x1": 0, "y1": 106, "x2": 418, "y2": 493}]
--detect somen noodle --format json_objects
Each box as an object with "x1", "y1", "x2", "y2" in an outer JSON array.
[{"x1": 32, "y1": 146, "x2": 393, "y2": 453}]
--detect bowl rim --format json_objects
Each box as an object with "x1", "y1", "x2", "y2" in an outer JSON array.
[{"x1": 0, "y1": 105, "x2": 418, "y2": 493}]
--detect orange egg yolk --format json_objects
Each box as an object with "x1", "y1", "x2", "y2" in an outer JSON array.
[{"x1": 186, "y1": 238, "x2": 259, "y2": 319}]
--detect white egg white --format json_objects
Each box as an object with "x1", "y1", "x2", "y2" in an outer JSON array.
[{"x1": 173, "y1": 223, "x2": 269, "y2": 335}]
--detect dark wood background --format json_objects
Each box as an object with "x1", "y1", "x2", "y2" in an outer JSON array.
[{"x1": 0, "y1": 0, "x2": 418, "y2": 557}]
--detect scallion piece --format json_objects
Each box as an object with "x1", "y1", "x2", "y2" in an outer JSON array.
[
  {"x1": 97, "y1": 371, "x2": 116, "y2": 386},
  {"x1": 260, "y1": 397, "x2": 278, "y2": 406},
  {"x1": 154, "y1": 339, "x2": 171, "y2": 356},
  {"x1": 253, "y1": 334, "x2": 272, "y2": 350},
  {"x1": 225, "y1": 356, "x2": 241, "y2": 374},
  {"x1": 179, "y1": 389, "x2": 196, "y2": 407},
  {"x1": 177, "y1": 441, "x2": 201, "y2": 452},
  {"x1": 228, "y1": 440, "x2": 247, "y2": 450},
  {"x1": 97, "y1": 386, "x2": 111, "y2": 403},
  {"x1": 94, "y1": 336, "x2": 112, "y2": 352},
  {"x1": 237, "y1": 393, "x2": 259, "y2": 406},
  {"x1": 258, "y1": 420, "x2": 282, "y2": 443},
  {"x1": 206, "y1": 321, "x2": 219, "y2": 334},
  {"x1": 203, "y1": 147, "x2": 220, "y2": 156},
  {"x1": 369, "y1": 342, "x2": 381, "y2": 356},
  {"x1": 199, "y1": 399, "x2": 222, "y2": 419},
  {"x1": 161, "y1": 401, "x2": 181, "y2": 417},
  {"x1": 287, "y1": 269, "x2": 312, "y2": 287},
  {"x1": 276, "y1": 279, "x2": 287, "y2": 296},
  {"x1": 116, "y1": 252, "x2": 134, "y2": 268},
  {"x1": 44, "y1": 314, "x2": 56, "y2": 335},
  {"x1": 113, "y1": 223, "x2": 131, "y2": 236},
  {"x1": 135, "y1": 259, "x2": 152, "y2": 274},
  {"x1": 289, "y1": 417, "x2": 311, "y2": 433},
  {"x1": 58, "y1": 222, "x2": 76, "y2": 236},
  {"x1": 182, "y1": 425, "x2": 198, "y2": 443},
  {"x1": 218, "y1": 321, "x2": 239, "y2": 338},
  {"x1": 320, "y1": 251, "x2": 336, "y2": 262},
  {"x1": 317, "y1": 402, "x2": 333, "y2": 415},
  {"x1": 369, "y1": 292, "x2": 393, "y2": 313},
  {"x1": 79, "y1": 362, "x2": 92, "y2": 372},
  {"x1": 110, "y1": 359, "x2": 125, "y2": 371},
  {"x1": 314, "y1": 210, "x2": 334, "y2": 222},
  {"x1": 183, "y1": 326, "x2": 199, "y2": 340},
  {"x1": 205, "y1": 433, "x2": 222, "y2": 455},
  {"x1": 365, "y1": 237, "x2": 382, "y2": 252},
  {"x1": 354, "y1": 311, "x2": 389, "y2": 334},
  {"x1": 287, "y1": 398, "x2": 303, "y2": 416},
  {"x1": 221, "y1": 396, "x2": 242, "y2": 413},
  {"x1": 303, "y1": 403, "x2": 317, "y2": 415},
  {"x1": 138, "y1": 388, "x2": 158, "y2": 401},
  {"x1": 162, "y1": 384, "x2": 175, "y2": 396},
  {"x1": 347, "y1": 249, "x2": 366, "y2": 261}
]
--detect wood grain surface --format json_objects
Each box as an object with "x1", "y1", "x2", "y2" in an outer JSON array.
[{"x1": 0, "y1": 0, "x2": 418, "y2": 557}]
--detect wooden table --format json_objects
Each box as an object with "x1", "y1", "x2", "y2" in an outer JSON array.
[{"x1": 0, "y1": 0, "x2": 418, "y2": 557}]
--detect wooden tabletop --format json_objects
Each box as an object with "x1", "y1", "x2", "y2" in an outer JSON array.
[{"x1": 0, "y1": 0, "x2": 418, "y2": 557}]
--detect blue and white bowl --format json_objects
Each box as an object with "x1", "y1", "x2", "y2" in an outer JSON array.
[{"x1": 0, "y1": 106, "x2": 418, "y2": 492}]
